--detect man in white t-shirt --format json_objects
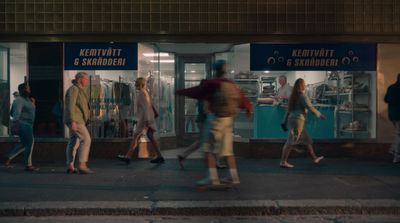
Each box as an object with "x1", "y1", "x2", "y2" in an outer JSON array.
[{"x1": 276, "y1": 75, "x2": 293, "y2": 99}]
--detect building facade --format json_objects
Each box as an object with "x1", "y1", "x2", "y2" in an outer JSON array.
[{"x1": 0, "y1": 0, "x2": 399, "y2": 157}]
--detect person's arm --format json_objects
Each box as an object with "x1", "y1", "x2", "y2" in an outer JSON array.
[
  {"x1": 238, "y1": 89, "x2": 253, "y2": 118},
  {"x1": 300, "y1": 94, "x2": 321, "y2": 118},
  {"x1": 384, "y1": 86, "x2": 392, "y2": 103},
  {"x1": 11, "y1": 99, "x2": 23, "y2": 122},
  {"x1": 65, "y1": 87, "x2": 79, "y2": 130},
  {"x1": 10, "y1": 98, "x2": 23, "y2": 134},
  {"x1": 281, "y1": 110, "x2": 289, "y2": 131}
]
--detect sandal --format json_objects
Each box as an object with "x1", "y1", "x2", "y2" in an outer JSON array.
[{"x1": 314, "y1": 156, "x2": 324, "y2": 164}]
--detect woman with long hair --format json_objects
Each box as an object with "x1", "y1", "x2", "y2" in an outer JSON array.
[
  {"x1": 4, "y1": 83, "x2": 38, "y2": 171},
  {"x1": 280, "y1": 78, "x2": 325, "y2": 168},
  {"x1": 117, "y1": 77, "x2": 165, "y2": 164}
]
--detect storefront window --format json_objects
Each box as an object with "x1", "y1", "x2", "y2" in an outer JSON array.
[
  {"x1": 230, "y1": 43, "x2": 377, "y2": 140},
  {"x1": 63, "y1": 42, "x2": 175, "y2": 139},
  {"x1": 29, "y1": 43, "x2": 63, "y2": 138},
  {"x1": 0, "y1": 43, "x2": 27, "y2": 137},
  {"x1": 64, "y1": 42, "x2": 138, "y2": 139}
]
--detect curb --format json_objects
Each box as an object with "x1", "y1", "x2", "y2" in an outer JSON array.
[{"x1": 1, "y1": 200, "x2": 400, "y2": 216}]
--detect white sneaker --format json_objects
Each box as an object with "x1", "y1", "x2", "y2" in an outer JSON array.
[
  {"x1": 393, "y1": 156, "x2": 400, "y2": 164},
  {"x1": 196, "y1": 177, "x2": 220, "y2": 186},
  {"x1": 220, "y1": 177, "x2": 240, "y2": 185}
]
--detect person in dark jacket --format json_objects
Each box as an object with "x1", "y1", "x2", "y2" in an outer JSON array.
[
  {"x1": 384, "y1": 73, "x2": 400, "y2": 163},
  {"x1": 4, "y1": 83, "x2": 38, "y2": 171}
]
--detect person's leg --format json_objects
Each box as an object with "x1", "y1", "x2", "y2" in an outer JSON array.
[
  {"x1": 5, "y1": 142, "x2": 25, "y2": 167},
  {"x1": 125, "y1": 132, "x2": 142, "y2": 159},
  {"x1": 393, "y1": 121, "x2": 400, "y2": 163},
  {"x1": 226, "y1": 155, "x2": 239, "y2": 184},
  {"x1": 220, "y1": 118, "x2": 239, "y2": 183},
  {"x1": 16, "y1": 123, "x2": 38, "y2": 171},
  {"x1": 74, "y1": 124, "x2": 93, "y2": 172},
  {"x1": 305, "y1": 144, "x2": 324, "y2": 163},
  {"x1": 180, "y1": 140, "x2": 200, "y2": 159},
  {"x1": 20, "y1": 124, "x2": 34, "y2": 167},
  {"x1": 147, "y1": 129, "x2": 162, "y2": 158},
  {"x1": 280, "y1": 142, "x2": 294, "y2": 168},
  {"x1": 196, "y1": 152, "x2": 220, "y2": 185},
  {"x1": 66, "y1": 129, "x2": 79, "y2": 170}
]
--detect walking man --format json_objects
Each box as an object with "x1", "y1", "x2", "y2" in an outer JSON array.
[
  {"x1": 384, "y1": 73, "x2": 400, "y2": 163},
  {"x1": 64, "y1": 72, "x2": 94, "y2": 174}
]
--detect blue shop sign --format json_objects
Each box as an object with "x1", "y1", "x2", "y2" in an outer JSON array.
[
  {"x1": 250, "y1": 43, "x2": 377, "y2": 71},
  {"x1": 64, "y1": 42, "x2": 138, "y2": 70}
]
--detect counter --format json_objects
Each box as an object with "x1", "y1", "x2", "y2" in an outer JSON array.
[{"x1": 254, "y1": 104, "x2": 336, "y2": 139}]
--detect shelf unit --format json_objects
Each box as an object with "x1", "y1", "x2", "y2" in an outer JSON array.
[
  {"x1": 233, "y1": 78, "x2": 260, "y2": 139},
  {"x1": 260, "y1": 77, "x2": 277, "y2": 98},
  {"x1": 333, "y1": 71, "x2": 371, "y2": 139}
]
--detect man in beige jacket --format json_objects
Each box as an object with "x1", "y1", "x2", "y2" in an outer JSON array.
[{"x1": 64, "y1": 72, "x2": 93, "y2": 174}]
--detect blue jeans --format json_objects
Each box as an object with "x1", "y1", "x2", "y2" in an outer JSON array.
[{"x1": 7, "y1": 122, "x2": 34, "y2": 166}]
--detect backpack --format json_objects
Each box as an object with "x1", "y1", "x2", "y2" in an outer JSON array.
[{"x1": 211, "y1": 81, "x2": 241, "y2": 117}]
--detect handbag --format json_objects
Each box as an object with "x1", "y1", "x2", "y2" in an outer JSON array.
[{"x1": 152, "y1": 105, "x2": 159, "y2": 119}]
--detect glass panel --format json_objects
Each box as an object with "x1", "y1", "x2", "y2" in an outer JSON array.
[
  {"x1": 158, "y1": 52, "x2": 175, "y2": 135},
  {"x1": 0, "y1": 47, "x2": 9, "y2": 137},
  {"x1": 28, "y1": 43, "x2": 63, "y2": 138},
  {"x1": 184, "y1": 63, "x2": 206, "y2": 133}
]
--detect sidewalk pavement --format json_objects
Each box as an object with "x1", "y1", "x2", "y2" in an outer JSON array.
[{"x1": 0, "y1": 157, "x2": 400, "y2": 216}]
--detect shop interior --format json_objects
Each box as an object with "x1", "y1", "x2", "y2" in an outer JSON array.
[{"x1": 0, "y1": 42, "x2": 377, "y2": 140}]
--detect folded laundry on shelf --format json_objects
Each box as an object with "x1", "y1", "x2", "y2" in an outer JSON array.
[
  {"x1": 338, "y1": 102, "x2": 369, "y2": 111},
  {"x1": 342, "y1": 120, "x2": 366, "y2": 131},
  {"x1": 257, "y1": 97, "x2": 275, "y2": 104}
]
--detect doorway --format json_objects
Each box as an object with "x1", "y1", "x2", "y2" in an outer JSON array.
[{"x1": 175, "y1": 55, "x2": 212, "y2": 145}]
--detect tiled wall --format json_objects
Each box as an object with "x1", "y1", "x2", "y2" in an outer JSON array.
[{"x1": 0, "y1": 0, "x2": 399, "y2": 34}]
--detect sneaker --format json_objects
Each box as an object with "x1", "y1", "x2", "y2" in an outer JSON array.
[
  {"x1": 220, "y1": 177, "x2": 240, "y2": 185},
  {"x1": 177, "y1": 155, "x2": 184, "y2": 169},
  {"x1": 216, "y1": 163, "x2": 227, "y2": 169},
  {"x1": 150, "y1": 156, "x2": 165, "y2": 164},
  {"x1": 393, "y1": 156, "x2": 400, "y2": 164},
  {"x1": 314, "y1": 156, "x2": 324, "y2": 164},
  {"x1": 196, "y1": 177, "x2": 220, "y2": 186},
  {"x1": 116, "y1": 155, "x2": 131, "y2": 165}
]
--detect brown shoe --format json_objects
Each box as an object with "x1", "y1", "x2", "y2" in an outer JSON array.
[
  {"x1": 78, "y1": 168, "x2": 95, "y2": 174},
  {"x1": 4, "y1": 158, "x2": 12, "y2": 169},
  {"x1": 25, "y1": 166, "x2": 39, "y2": 172}
]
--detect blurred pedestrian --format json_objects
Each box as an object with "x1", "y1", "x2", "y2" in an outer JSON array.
[
  {"x1": 64, "y1": 72, "x2": 93, "y2": 174},
  {"x1": 177, "y1": 60, "x2": 252, "y2": 186},
  {"x1": 384, "y1": 73, "x2": 400, "y2": 163},
  {"x1": 117, "y1": 77, "x2": 165, "y2": 164},
  {"x1": 280, "y1": 78, "x2": 325, "y2": 168},
  {"x1": 4, "y1": 83, "x2": 38, "y2": 171}
]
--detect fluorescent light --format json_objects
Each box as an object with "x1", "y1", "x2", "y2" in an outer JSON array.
[
  {"x1": 231, "y1": 70, "x2": 235, "y2": 74},
  {"x1": 264, "y1": 71, "x2": 270, "y2": 73},
  {"x1": 143, "y1": 53, "x2": 169, "y2": 57},
  {"x1": 191, "y1": 70, "x2": 196, "y2": 73},
  {"x1": 150, "y1": 59, "x2": 175, "y2": 63}
]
